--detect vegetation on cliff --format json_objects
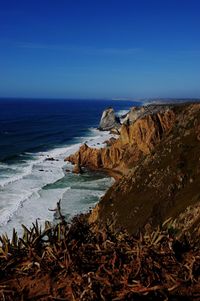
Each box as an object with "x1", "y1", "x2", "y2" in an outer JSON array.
[{"x1": 0, "y1": 205, "x2": 199, "y2": 300}]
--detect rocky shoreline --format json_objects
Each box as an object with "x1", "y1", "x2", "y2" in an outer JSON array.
[
  {"x1": 65, "y1": 102, "x2": 200, "y2": 236},
  {"x1": 65, "y1": 104, "x2": 176, "y2": 176}
]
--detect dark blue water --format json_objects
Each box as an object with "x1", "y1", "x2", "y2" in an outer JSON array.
[{"x1": 0, "y1": 98, "x2": 136, "y2": 163}]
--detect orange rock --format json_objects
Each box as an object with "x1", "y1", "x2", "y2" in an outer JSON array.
[
  {"x1": 65, "y1": 109, "x2": 176, "y2": 175},
  {"x1": 73, "y1": 163, "x2": 83, "y2": 174}
]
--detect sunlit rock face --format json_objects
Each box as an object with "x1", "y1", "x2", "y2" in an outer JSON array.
[
  {"x1": 66, "y1": 106, "x2": 176, "y2": 174},
  {"x1": 98, "y1": 107, "x2": 120, "y2": 131},
  {"x1": 65, "y1": 102, "x2": 200, "y2": 235}
]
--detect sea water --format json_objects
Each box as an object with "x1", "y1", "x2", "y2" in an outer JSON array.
[{"x1": 0, "y1": 98, "x2": 137, "y2": 236}]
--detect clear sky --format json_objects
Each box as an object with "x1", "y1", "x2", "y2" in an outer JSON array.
[{"x1": 0, "y1": 0, "x2": 200, "y2": 99}]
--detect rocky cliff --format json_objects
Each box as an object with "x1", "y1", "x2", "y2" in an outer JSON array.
[
  {"x1": 66, "y1": 102, "x2": 200, "y2": 235},
  {"x1": 89, "y1": 103, "x2": 200, "y2": 233},
  {"x1": 66, "y1": 105, "x2": 176, "y2": 175},
  {"x1": 98, "y1": 107, "x2": 120, "y2": 130}
]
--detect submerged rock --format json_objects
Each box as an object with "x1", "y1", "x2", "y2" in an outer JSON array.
[
  {"x1": 45, "y1": 157, "x2": 56, "y2": 161},
  {"x1": 98, "y1": 107, "x2": 120, "y2": 131}
]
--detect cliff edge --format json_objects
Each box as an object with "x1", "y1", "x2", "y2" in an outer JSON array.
[{"x1": 66, "y1": 103, "x2": 200, "y2": 236}]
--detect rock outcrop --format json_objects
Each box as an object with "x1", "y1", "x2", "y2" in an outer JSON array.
[
  {"x1": 121, "y1": 106, "x2": 143, "y2": 125},
  {"x1": 66, "y1": 102, "x2": 200, "y2": 235},
  {"x1": 98, "y1": 107, "x2": 120, "y2": 131},
  {"x1": 66, "y1": 107, "x2": 176, "y2": 174},
  {"x1": 89, "y1": 103, "x2": 200, "y2": 233},
  {"x1": 121, "y1": 104, "x2": 173, "y2": 125},
  {"x1": 72, "y1": 163, "x2": 83, "y2": 174}
]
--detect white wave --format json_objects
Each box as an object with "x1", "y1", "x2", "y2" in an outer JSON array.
[
  {"x1": 0, "y1": 129, "x2": 114, "y2": 236},
  {"x1": 61, "y1": 187, "x2": 106, "y2": 218},
  {"x1": 0, "y1": 162, "x2": 36, "y2": 188},
  {"x1": 0, "y1": 143, "x2": 81, "y2": 188},
  {"x1": 1, "y1": 187, "x2": 72, "y2": 236}
]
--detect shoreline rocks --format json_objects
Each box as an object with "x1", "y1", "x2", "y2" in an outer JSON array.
[
  {"x1": 65, "y1": 102, "x2": 200, "y2": 235},
  {"x1": 98, "y1": 107, "x2": 120, "y2": 131},
  {"x1": 73, "y1": 163, "x2": 83, "y2": 174},
  {"x1": 65, "y1": 107, "x2": 176, "y2": 175}
]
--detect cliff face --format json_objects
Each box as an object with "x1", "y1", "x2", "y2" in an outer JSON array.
[
  {"x1": 98, "y1": 107, "x2": 120, "y2": 131},
  {"x1": 89, "y1": 103, "x2": 200, "y2": 234},
  {"x1": 66, "y1": 107, "x2": 176, "y2": 174},
  {"x1": 66, "y1": 103, "x2": 200, "y2": 234}
]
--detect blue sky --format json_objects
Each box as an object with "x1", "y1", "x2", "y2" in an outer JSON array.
[{"x1": 0, "y1": 0, "x2": 200, "y2": 99}]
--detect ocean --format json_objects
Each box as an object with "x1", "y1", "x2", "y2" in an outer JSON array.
[{"x1": 0, "y1": 98, "x2": 136, "y2": 236}]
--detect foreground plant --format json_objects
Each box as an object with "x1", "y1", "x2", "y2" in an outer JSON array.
[{"x1": 0, "y1": 203, "x2": 199, "y2": 300}]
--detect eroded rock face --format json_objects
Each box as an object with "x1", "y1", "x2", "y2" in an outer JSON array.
[
  {"x1": 125, "y1": 109, "x2": 176, "y2": 154},
  {"x1": 121, "y1": 106, "x2": 143, "y2": 125},
  {"x1": 89, "y1": 103, "x2": 200, "y2": 233},
  {"x1": 66, "y1": 144, "x2": 102, "y2": 169},
  {"x1": 65, "y1": 102, "x2": 200, "y2": 234},
  {"x1": 73, "y1": 163, "x2": 83, "y2": 174},
  {"x1": 121, "y1": 104, "x2": 173, "y2": 125},
  {"x1": 98, "y1": 108, "x2": 120, "y2": 131},
  {"x1": 65, "y1": 108, "x2": 176, "y2": 174}
]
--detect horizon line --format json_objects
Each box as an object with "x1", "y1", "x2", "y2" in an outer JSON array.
[{"x1": 0, "y1": 96, "x2": 200, "y2": 101}]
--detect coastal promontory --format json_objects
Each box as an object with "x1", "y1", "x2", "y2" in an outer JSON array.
[{"x1": 66, "y1": 102, "x2": 200, "y2": 236}]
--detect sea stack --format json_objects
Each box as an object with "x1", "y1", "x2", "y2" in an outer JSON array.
[{"x1": 98, "y1": 107, "x2": 120, "y2": 131}]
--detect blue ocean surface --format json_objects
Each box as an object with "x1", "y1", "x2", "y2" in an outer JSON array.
[
  {"x1": 0, "y1": 98, "x2": 135, "y2": 162},
  {"x1": 0, "y1": 98, "x2": 138, "y2": 236}
]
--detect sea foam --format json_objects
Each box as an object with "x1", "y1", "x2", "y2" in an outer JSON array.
[{"x1": 0, "y1": 129, "x2": 114, "y2": 236}]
